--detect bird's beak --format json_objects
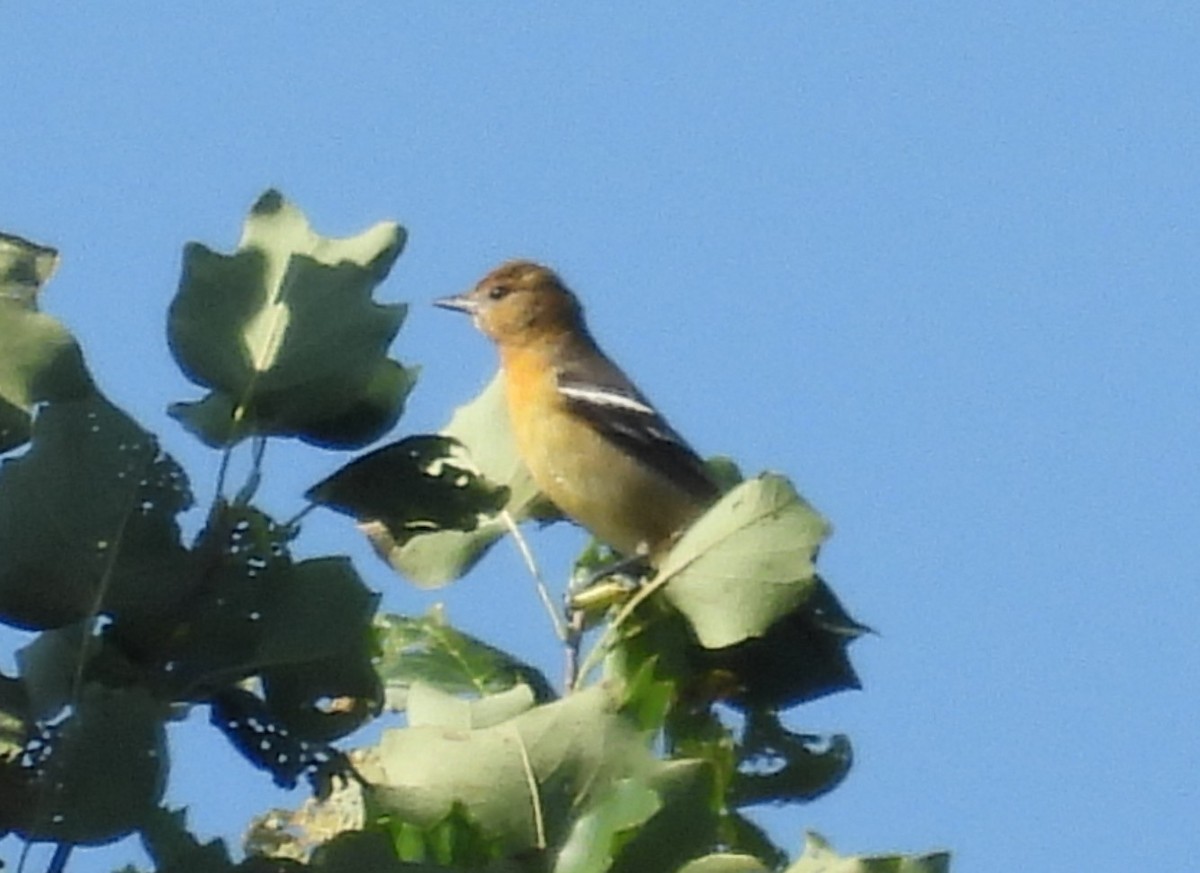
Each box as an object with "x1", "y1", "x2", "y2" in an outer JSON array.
[{"x1": 434, "y1": 292, "x2": 477, "y2": 314}]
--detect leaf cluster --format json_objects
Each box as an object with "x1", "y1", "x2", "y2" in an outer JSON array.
[{"x1": 0, "y1": 195, "x2": 948, "y2": 872}]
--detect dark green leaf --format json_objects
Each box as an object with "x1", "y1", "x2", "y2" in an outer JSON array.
[
  {"x1": 0, "y1": 395, "x2": 192, "y2": 631},
  {"x1": 167, "y1": 190, "x2": 410, "y2": 449},
  {"x1": 731, "y1": 712, "x2": 852, "y2": 807},
  {"x1": 159, "y1": 518, "x2": 379, "y2": 697},
  {"x1": 372, "y1": 374, "x2": 559, "y2": 587},
  {"x1": 262, "y1": 646, "x2": 383, "y2": 743},
  {"x1": 19, "y1": 685, "x2": 167, "y2": 845},
  {"x1": 140, "y1": 806, "x2": 238, "y2": 873},
  {"x1": 374, "y1": 610, "x2": 556, "y2": 708},
  {"x1": 697, "y1": 576, "x2": 869, "y2": 710},
  {"x1": 309, "y1": 434, "x2": 510, "y2": 553}
]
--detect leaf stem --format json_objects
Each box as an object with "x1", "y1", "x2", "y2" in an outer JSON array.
[{"x1": 500, "y1": 511, "x2": 568, "y2": 643}]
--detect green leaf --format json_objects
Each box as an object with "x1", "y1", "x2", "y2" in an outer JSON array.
[
  {"x1": 696, "y1": 576, "x2": 869, "y2": 710},
  {"x1": 608, "y1": 759, "x2": 719, "y2": 873},
  {"x1": 367, "y1": 685, "x2": 656, "y2": 854},
  {"x1": 140, "y1": 806, "x2": 238, "y2": 873},
  {"x1": 675, "y1": 855, "x2": 770, "y2": 873},
  {"x1": 167, "y1": 189, "x2": 411, "y2": 449},
  {"x1": 0, "y1": 672, "x2": 29, "y2": 758},
  {"x1": 657, "y1": 474, "x2": 831, "y2": 649},
  {"x1": 374, "y1": 609, "x2": 556, "y2": 709},
  {"x1": 406, "y1": 682, "x2": 536, "y2": 730},
  {"x1": 785, "y1": 833, "x2": 951, "y2": 873},
  {"x1": 0, "y1": 232, "x2": 94, "y2": 453},
  {"x1": 14, "y1": 622, "x2": 87, "y2": 721},
  {"x1": 555, "y1": 777, "x2": 661, "y2": 873},
  {"x1": 262, "y1": 642, "x2": 383, "y2": 743},
  {"x1": 157, "y1": 507, "x2": 379, "y2": 699},
  {"x1": 19, "y1": 685, "x2": 167, "y2": 846},
  {"x1": 371, "y1": 374, "x2": 558, "y2": 587},
  {"x1": 308, "y1": 434, "x2": 510, "y2": 552},
  {"x1": 0, "y1": 395, "x2": 193, "y2": 631}
]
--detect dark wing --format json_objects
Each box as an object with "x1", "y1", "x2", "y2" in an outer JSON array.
[{"x1": 556, "y1": 353, "x2": 718, "y2": 504}]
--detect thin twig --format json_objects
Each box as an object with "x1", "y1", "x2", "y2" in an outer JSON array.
[
  {"x1": 46, "y1": 844, "x2": 72, "y2": 873},
  {"x1": 500, "y1": 511, "x2": 568, "y2": 642}
]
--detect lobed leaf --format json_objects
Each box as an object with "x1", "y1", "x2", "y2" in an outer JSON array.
[{"x1": 167, "y1": 190, "x2": 412, "y2": 449}]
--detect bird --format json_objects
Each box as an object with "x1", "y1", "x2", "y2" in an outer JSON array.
[{"x1": 435, "y1": 260, "x2": 718, "y2": 562}]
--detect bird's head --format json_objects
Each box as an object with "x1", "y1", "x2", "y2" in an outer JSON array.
[{"x1": 436, "y1": 260, "x2": 586, "y2": 347}]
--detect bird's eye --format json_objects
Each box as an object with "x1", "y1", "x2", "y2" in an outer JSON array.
[{"x1": 488, "y1": 284, "x2": 511, "y2": 301}]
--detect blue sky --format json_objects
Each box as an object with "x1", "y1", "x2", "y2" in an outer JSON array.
[{"x1": 3, "y1": 5, "x2": 1198, "y2": 872}]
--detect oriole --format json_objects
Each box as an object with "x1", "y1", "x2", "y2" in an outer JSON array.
[{"x1": 436, "y1": 260, "x2": 718, "y2": 561}]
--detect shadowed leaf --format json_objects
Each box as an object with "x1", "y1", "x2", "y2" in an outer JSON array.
[
  {"x1": 369, "y1": 374, "x2": 558, "y2": 587},
  {"x1": 18, "y1": 685, "x2": 167, "y2": 846},
  {"x1": 0, "y1": 395, "x2": 192, "y2": 631},
  {"x1": 309, "y1": 434, "x2": 509, "y2": 555}
]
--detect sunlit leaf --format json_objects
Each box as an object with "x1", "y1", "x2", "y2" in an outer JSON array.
[
  {"x1": 608, "y1": 759, "x2": 718, "y2": 873},
  {"x1": 675, "y1": 854, "x2": 770, "y2": 873},
  {"x1": 0, "y1": 672, "x2": 29, "y2": 758},
  {"x1": 368, "y1": 685, "x2": 656, "y2": 854},
  {"x1": 0, "y1": 395, "x2": 192, "y2": 631},
  {"x1": 406, "y1": 682, "x2": 536, "y2": 730},
  {"x1": 167, "y1": 189, "x2": 411, "y2": 449},
  {"x1": 785, "y1": 832, "x2": 951, "y2": 873},
  {"x1": 0, "y1": 232, "x2": 94, "y2": 453},
  {"x1": 370, "y1": 374, "x2": 558, "y2": 587},
  {"x1": 554, "y1": 777, "x2": 661, "y2": 873},
  {"x1": 657, "y1": 474, "x2": 831, "y2": 649}
]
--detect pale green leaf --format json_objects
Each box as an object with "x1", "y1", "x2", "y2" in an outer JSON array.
[
  {"x1": 0, "y1": 232, "x2": 94, "y2": 452},
  {"x1": 785, "y1": 832, "x2": 952, "y2": 873},
  {"x1": 658, "y1": 474, "x2": 830, "y2": 649},
  {"x1": 369, "y1": 685, "x2": 654, "y2": 853}
]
